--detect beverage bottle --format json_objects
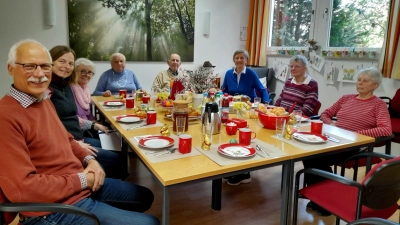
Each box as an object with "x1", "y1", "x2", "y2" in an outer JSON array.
[
  {"x1": 221, "y1": 93, "x2": 230, "y2": 123},
  {"x1": 209, "y1": 92, "x2": 215, "y2": 103},
  {"x1": 215, "y1": 93, "x2": 221, "y2": 107}
]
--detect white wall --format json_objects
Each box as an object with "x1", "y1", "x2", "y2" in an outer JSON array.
[
  {"x1": 0, "y1": 0, "x2": 398, "y2": 112},
  {"x1": 0, "y1": 0, "x2": 248, "y2": 95}
]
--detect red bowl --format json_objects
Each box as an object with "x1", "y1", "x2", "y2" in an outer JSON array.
[
  {"x1": 226, "y1": 118, "x2": 247, "y2": 128},
  {"x1": 257, "y1": 111, "x2": 289, "y2": 130}
]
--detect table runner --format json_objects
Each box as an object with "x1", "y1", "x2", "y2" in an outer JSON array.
[
  {"x1": 195, "y1": 139, "x2": 288, "y2": 166},
  {"x1": 112, "y1": 115, "x2": 163, "y2": 130},
  {"x1": 129, "y1": 134, "x2": 202, "y2": 163},
  {"x1": 271, "y1": 133, "x2": 354, "y2": 151}
]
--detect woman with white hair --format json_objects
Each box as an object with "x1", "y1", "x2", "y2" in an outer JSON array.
[
  {"x1": 70, "y1": 58, "x2": 109, "y2": 134},
  {"x1": 302, "y1": 67, "x2": 392, "y2": 216},
  {"x1": 93, "y1": 53, "x2": 142, "y2": 96},
  {"x1": 275, "y1": 55, "x2": 319, "y2": 116}
]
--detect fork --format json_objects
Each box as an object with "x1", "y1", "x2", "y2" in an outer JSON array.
[
  {"x1": 256, "y1": 145, "x2": 270, "y2": 156},
  {"x1": 154, "y1": 148, "x2": 177, "y2": 156},
  {"x1": 145, "y1": 147, "x2": 173, "y2": 155}
]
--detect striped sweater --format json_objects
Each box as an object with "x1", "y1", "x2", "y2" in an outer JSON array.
[
  {"x1": 275, "y1": 78, "x2": 319, "y2": 116},
  {"x1": 320, "y1": 94, "x2": 392, "y2": 138}
]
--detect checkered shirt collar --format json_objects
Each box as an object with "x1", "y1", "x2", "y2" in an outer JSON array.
[{"x1": 6, "y1": 85, "x2": 49, "y2": 108}]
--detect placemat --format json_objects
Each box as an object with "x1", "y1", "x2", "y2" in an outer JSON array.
[
  {"x1": 195, "y1": 139, "x2": 288, "y2": 166},
  {"x1": 271, "y1": 133, "x2": 354, "y2": 151},
  {"x1": 112, "y1": 116, "x2": 163, "y2": 130},
  {"x1": 99, "y1": 102, "x2": 126, "y2": 111},
  {"x1": 129, "y1": 134, "x2": 202, "y2": 163}
]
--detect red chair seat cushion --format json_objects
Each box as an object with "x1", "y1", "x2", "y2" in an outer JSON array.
[
  {"x1": 391, "y1": 118, "x2": 400, "y2": 135},
  {"x1": 338, "y1": 157, "x2": 383, "y2": 169},
  {"x1": 0, "y1": 189, "x2": 18, "y2": 224},
  {"x1": 300, "y1": 180, "x2": 398, "y2": 222}
]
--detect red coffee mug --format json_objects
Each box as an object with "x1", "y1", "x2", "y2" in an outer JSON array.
[
  {"x1": 311, "y1": 120, "x2": 323, "y2": 134},
  {"x1": 125, "y1": 97, "x2": 134, "y2": 109},
  {"x1": 142, "y1": 95, "x2": 150, "y2": 104},
  {"x1": 238, "y1": 128, "x2": 256, "y2": 145},
  {"x1": 179, "y1": 134, "x2": 192, "y2": 154},
  {"x1": 225, "y1": 122, "x2": 238, "y2": 135},
  {"x1": 146, "y1": 111, "x2": 157, "y2": 124},
  {"x1": 119, "y1": 89, "x2": 127, "y2": 99}
]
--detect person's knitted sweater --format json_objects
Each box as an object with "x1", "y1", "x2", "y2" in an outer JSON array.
[
  {"x1": 93, "y1": 69, "x2": 142, "y2": 96},
  {"x1": 275, "y1": 77, "x2": 319, "y2": 116},
  {"x1": 0, "y1": 89, "x2": 90, "y2": 217},
  {"x1": 221, "y1": 67, "x2": 269, "y2": 102},
  {"x1": 49, "y1": 73, "x2": 83, "y2": 140},
  {"x1": 320, "y1": 94, "x2": 392, "y2": 138}
]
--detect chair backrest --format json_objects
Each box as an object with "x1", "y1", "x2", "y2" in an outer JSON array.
[
  {"x1": 312, "y1": 101, "x2": 321, "y2": 116},
  {"x1": 347, "y1": 217, "x2": 399, "y2": 225},
  {"x1": 389, "y1": 88, "x2": 400, "y2": 118},
  {"x1": 0, "y1": 189, "x2": 18, "y2": 224},
  {"x1": 361, "y1": 156, "x2": 400, "y2": 209}
]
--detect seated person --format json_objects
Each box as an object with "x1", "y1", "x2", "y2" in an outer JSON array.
[
  {"x1": 70, "y1": 58, "x2": 109, "y2": 137},
  {"x1": 221, "y1": 50, "x2": 269, "y2": 186},
  {"x1": 152, "y1": 53, "x2": 182, "y2": 93},
  {"x1": 93, "y1": 53, "x2": 142, "y2": 96},
  {"x1": 302, "y1": 67, "x2": 392, "y2": 216},
  {"x1": 49, "y1": 46, "x2": 123, "y2": 179},
  {"x1": 0, "y1": 39, "x2": 159, "y2": 225},
  {"x1": 221, "y1": 50, "x2": 269, "y2": 103},
  {"x1": 275, "y1": 55, "x2": 319, "y2": 116}
]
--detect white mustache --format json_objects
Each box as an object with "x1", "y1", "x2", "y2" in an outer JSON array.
[{"x1": 27, "y1": 76, "x2": 48, "y2": 83}]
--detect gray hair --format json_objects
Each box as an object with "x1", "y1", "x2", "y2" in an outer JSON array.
[
  {"x1": 232, "y1": 50, "x2": 249, "y2": 62},
  {"x1": 357, "y1": 67, "x2": 382, "y2": 86},
  {"x1": 110, "y1": 53, "x2": 126, "y2": 62},
  {"x1": 75, "y1": 58, "x2": 95, "y2": 74},
  {"x1": 289, "y1": 55, "x2": 308, "y2": 67},
  {"x1": 7, "y1": 39, "x2": 52, "y2": 66}
]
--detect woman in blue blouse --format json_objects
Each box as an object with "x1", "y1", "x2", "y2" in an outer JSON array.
[
  {"x1": 93, "y1": 53, "x2": 142, "y2": 96},
  {"x1": 221, "y1": 50, "x2": 269, "y2": 103},
  {"x1": 222, "y1": 50, "x2": 269, "y2": 186}
]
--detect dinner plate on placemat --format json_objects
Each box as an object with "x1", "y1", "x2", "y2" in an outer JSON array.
[
  {"x1": 103, "y1": 100, "x2": 124, "y2": 107},
  {"x1": 292, "y1": 132, "x2": 327, "y2": 144},
  {"x1": 218, "y1": 143, "x2": 256, "y2": 158},
  {"x1": 116, "y1": 115, "x2": 142, "y2": 123},
  {"x1": 138, "y1": 136, "x2": 174, "y2": 149}
]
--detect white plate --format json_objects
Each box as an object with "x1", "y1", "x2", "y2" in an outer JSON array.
[
  {"x1": 218, "y1": 144, "x2": 256, "y2": 158},
  {"x1": 138, "y1": 136, "x2": 175, "y2": 149},
  {"x1": 118, "y1": 117, "x2": 141, "y2": 123},
  {"x1": 104, "y1": 101, "x2": 124, "y2": 106},
  {"x1": 292, "y1": 132, "x2": 327, "y2": 144}
]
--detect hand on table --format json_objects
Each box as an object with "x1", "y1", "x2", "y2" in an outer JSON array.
[
  {"x1": 94, "y1": 123, "x2": 109, "y2": 134},
  {"x1": 103, "y1": 90, "x2": 112, "y2": 97}
]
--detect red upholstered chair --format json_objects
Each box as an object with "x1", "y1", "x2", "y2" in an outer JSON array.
[
  {"x1": 292, "y1": 152, "x2": 400, "y2": 225},
  {"x1": 347, "y1": 218, "x2": 399, "y2": 225},
  {"x1": 0, "y1": 189, "x2": 99, "y2": 225},
  {"x1": 381, "y1": 88, "x2": 400, "y2": 145}
]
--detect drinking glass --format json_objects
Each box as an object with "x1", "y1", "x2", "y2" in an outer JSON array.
[
  {"x1": 253, "y1": 97, "x2": 261, "y2": 107},
  {"x1": 293, "y1": 109, "x2": 303, "y2": 129},
  {"x1": 176, "y1": 116, "x2": 186, "y2": 136},
  {"x1": 276, "y1": 117, "x2": 286, "y2": 138}
]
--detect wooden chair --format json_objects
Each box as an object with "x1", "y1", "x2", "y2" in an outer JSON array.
[
  {"x1": 0, "y1": 189, "x2": 99, "y2": 225},
  {"x1": 292, "y1": 152, "x2": 400, "y2": 225}
]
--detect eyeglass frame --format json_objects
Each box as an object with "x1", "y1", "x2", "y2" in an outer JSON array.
[
  {"x1": 15, "y1": 63, "x2": 53, "y2": 73},
  {"x1": 79, "y1": 70, "x2": 95, "y2": 76}
]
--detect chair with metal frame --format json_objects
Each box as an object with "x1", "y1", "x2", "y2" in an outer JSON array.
[
  {"x1": 347, "y1": 217, "x2": 399, "y2": 225},
  {"x1": 292, "y1": 152, "x2": 400, "y2": 225},
  {"x1": 0, "y1": 189, "x2": 100, "y2": 225}
]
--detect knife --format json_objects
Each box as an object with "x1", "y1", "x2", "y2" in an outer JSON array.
[
  {"x1": 324, "y1": 133, "x2": 340, "y2": 143},
  {"x1": 127, "y1": 123, "x2": 149, "y2": 130}
]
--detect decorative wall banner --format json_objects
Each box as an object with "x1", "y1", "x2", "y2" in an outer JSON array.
[
  {"x1": 338, "y1": 67, "x2": 359, "y2": 83},
  {"x1": 324, "y1": 63, "x2": 335, "y2": 85},
  {"x1": 310, "y1": 54, "x2": 325, "y2": 72}
]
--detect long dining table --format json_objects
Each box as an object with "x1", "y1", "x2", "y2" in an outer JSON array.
[{"x1": 91, "y1": 96, "x2": 375, "y2": 225}]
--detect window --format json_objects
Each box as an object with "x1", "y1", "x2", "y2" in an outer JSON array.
[{"x1": 269, "y1": 0, "x2": 390, "y2": 49}]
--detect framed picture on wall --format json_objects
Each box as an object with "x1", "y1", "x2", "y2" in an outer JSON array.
[{"x1": 67, "y1": 0, "x2": 195, "y2": 62}]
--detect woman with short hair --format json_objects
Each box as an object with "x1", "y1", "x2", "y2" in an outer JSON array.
[{"x1": 275, "y1": 55, "x2": 319, "y2": 116}]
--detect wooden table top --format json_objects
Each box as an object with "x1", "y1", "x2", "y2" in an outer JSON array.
[{"x1": 91, "y1": 96, "x2": 375, "y2": 186}]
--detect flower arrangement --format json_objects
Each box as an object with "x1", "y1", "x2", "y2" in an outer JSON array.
[{"x1": 178, "y1": 67, "x2": 218, "y2": 94}]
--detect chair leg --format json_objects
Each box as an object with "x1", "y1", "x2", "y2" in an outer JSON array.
[
  {"x1": 335, "y1": 217, "x2": 340, "y2": 225},
  {"x1": 353, "y1": 165, "x2": 358, "y2": 181},
  {"x1": 333, "y1": 164, "x2": 338, "y2": 174}
]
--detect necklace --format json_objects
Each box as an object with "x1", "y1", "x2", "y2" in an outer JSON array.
[{"x1": 113, "y1": 70, "x2": 127, "y2": 87}]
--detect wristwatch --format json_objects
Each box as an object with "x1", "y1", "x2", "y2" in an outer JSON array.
[{"x1": 91, "y1": 122, "x2": 96, "y2": 130}]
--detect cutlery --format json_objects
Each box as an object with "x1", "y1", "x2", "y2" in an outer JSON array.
[
  {"x1": 256, "y1": 145, "x2": 270, "y2": 156},
  {"x1": 323, "y1": 133, "x2": 340, "y2": 143},
  {"x1": 154, "y1": 148, "x2": 177, "y2": 156},
  {"x1": 127, "y1": 123, "x2": 149, "y2": 130},
  {"x1": 256, "y1": 152, "x2": 265, "y2": 158},
  {"x1": 145, "y1": 146, "x2": 174, "y2": 155}
]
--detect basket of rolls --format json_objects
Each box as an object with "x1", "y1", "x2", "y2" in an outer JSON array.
[{"x1": 256, "y1": 104, "x2": 290, "y2": 129}]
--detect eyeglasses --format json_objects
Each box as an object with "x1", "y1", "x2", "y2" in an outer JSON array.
[
  {"x1": 80, "y1": 70, "x2": 94, "y2": 76},
  {"x1": 15, "y1": 63, "x2": 53, "y2": 73},
  {"x1": 290, "y1": 65, "x2": 303, "y2": 69}
]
